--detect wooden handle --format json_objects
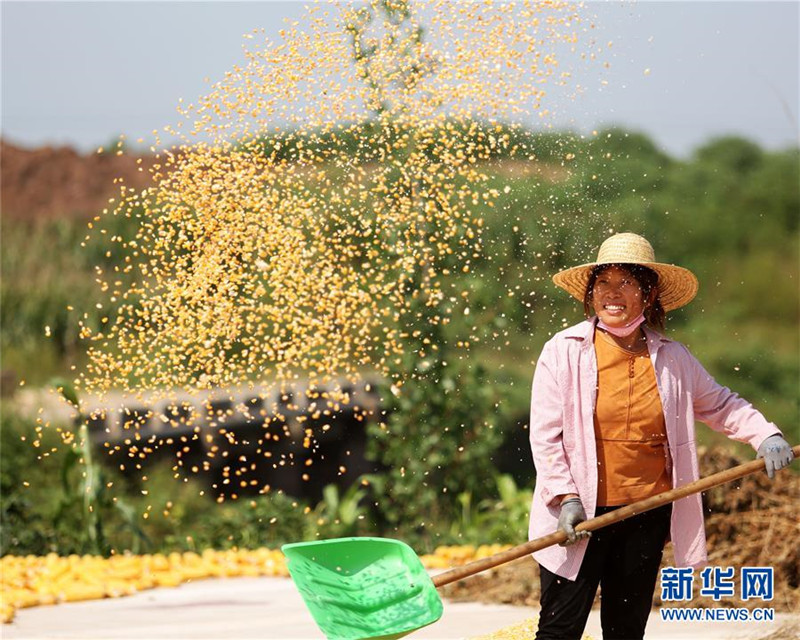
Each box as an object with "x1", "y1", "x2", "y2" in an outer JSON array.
[{"x1": 432, "y1": 443, "x2": 800, "y2": 589}]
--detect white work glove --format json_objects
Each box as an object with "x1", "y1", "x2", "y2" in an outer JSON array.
[{"x1": 757, "y1": 434, "x2": 794, "y2": 479}]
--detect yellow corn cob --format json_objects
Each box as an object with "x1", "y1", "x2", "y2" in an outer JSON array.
[
  {"x1": 103, "y1": 580, "x2": 137, "y2": 598},
  {"x1": 1, "y1": 602, "x2": 15, "y2": 624},
  {"x1": 152, "y1": 572, "x2": 183, "y2": 588},
  {"x1": 60, "y1": 583, "x2": 107, "y2": 603}
]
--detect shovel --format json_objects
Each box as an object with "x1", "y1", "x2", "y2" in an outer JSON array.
[{"x1": 283, "y1": 444, "x2": 799, "y2": 640}]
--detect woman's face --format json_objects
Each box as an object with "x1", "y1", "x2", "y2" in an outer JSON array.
[{"x1": 591, "y1": 265, "x2": 647, "y2": 327}]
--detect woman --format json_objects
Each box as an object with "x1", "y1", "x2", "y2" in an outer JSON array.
[{"x1": 528, "y1": 232, "x2": 793, "y2": 640}]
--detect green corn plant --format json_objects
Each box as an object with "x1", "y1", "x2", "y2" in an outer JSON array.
[
  {"x1": 50, "y1": 377, "x2": 149, "y2": 555},
  {"x1": 476, "y1": 474, "x2": 533, "y2": 544},
  {"x1": 309, "y1": 482, "x2": 369, "y2": 539},
  {"x1": 51, "y1": 377, "x2": 106, "y2": 554}
]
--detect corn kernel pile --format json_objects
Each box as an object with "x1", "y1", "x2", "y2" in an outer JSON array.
[
  {"x1": 1, "y1": 544, "x2": 511, "y2": 624},
  {"x1": 475, "y1": 617, "x2": 595, "y2": 640},
  {"x1": 75, "y1": 0, "x2": 599, "y2": 398},
  {"x1": 474, "y1": 618, "x2": 540, "y2": 640}
]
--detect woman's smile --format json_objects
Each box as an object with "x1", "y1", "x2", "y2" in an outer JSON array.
[
  {"x1": 592, "y1": 265, "x2": 646, "y2": 326},
  {"x1": 602, "y1": 303, "x2": 626, "y2": 315}
]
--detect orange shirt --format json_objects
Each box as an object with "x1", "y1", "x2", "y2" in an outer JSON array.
[{"x1": 593, "y1": 329, "x2": 671, "y2": 506}]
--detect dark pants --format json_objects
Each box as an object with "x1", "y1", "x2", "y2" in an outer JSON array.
[{"x1": 536, "y1": 504, "x2": 672, "y2": 640}]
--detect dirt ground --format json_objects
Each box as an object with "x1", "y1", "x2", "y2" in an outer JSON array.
[
  {"x1": 441, "y1": 447, "x2": 800, "y2": 614},
  {"x1": 0, "y1": 140, "x2": 154, "y2": 221}
]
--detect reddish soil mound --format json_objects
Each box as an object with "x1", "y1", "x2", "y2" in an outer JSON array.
[{"x1": 0, "y1": 140, "x2": 154, "y2": 221}]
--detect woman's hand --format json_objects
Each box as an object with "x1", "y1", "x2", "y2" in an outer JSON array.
[
  {"x1": 558, "y1": 498, "x2": 591, "y2": 546},
  {"x1": 757, "y1": 434, "x2": 794, "y2": 479}
]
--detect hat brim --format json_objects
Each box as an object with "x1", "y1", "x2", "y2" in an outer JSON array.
[{"x1": 552, "y1": 261, "x2": 699, "y2": 312}]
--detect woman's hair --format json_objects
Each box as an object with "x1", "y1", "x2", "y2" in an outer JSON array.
[{"x1": 583, "y1": 263, "x2": 666, "y2": 331}]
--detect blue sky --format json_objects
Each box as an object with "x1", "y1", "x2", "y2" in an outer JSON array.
[{"x1": 2, "y1": 1, "x2": 798, "y2": 157}]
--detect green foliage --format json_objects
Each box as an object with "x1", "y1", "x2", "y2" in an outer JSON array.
[
  {"x1": 252, "y1": 119, "x2": 580, "y2": 168},
  {"x1": 163, "y1": 490, "x2": 311, "y2": 551},
  {"x1": 308, "y1": 483, "x2": 372, "y2": 539},
  {"x1": 344, "y1": 0, "x2": 432, "y2": 116},
  {"x1": 0, "y1": 409, "x2": 125, "y2": 555},
  {"x1": 364, "y1": 295, "x2": 512, "y2": 548},
  {"x1": 0, "y1": 408, "x2": 333, "y2": 555},
  {"x1": 51, "y1": 377, "x2": 80, "y2": 408},
  {"x1": 694, "y1": 136, "x2": 764, "y2": 175},
  {"x1": 0, "y1": 214, "x2": 140, "y2": 385},
  {"x1": 445, "y1": 474, "x2": 533, "y2": 545},
  {"x1": 1, "y1": 411, "x2": 62, "y2": 555},
  {"x1": 0, "y1": 380, "x2": 153, "y2": 556}
]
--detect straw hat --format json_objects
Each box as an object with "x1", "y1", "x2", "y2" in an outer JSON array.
[{"x1": 552, "y1": 233, "x2": 699, "y2": 312}]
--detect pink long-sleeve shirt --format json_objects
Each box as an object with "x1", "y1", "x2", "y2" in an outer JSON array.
[{"x1": 528, "y1": 318, "x2": 781, "y2": 581}]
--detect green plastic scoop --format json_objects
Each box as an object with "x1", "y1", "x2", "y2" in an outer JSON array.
[
  {"x1": 283, "y1": 447, "x2": 800, "y2": 640},
  {"x1": 282, "y1": 537, "x2": 442, "y2": 640}
]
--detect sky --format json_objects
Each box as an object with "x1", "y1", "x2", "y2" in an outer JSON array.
[{"x1": 1, "y1": 0, "x2": 798, "y2": 158}]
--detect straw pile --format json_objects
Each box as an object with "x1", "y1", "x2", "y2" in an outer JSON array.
[
  {"x1": 755, "y1": 618, "x2": 800, "y2": 640},
  {"x1": 440, "y1": 446, "x2": 800, "y2": 612}
]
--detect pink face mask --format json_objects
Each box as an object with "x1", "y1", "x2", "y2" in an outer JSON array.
[{"x1": 597, "y1": 312, "x2": 646, "y2": 337}]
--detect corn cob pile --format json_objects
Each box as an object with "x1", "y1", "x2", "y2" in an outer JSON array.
[
  {"x1": 1, "y1": 548, "x2": 287, "y2": 623},
  {"x1": 419, "y1": 544, "x2": 512, "y2": 569},
  {"x1": 1, "y1": 544, "x2": 512, "y2": 623}
]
